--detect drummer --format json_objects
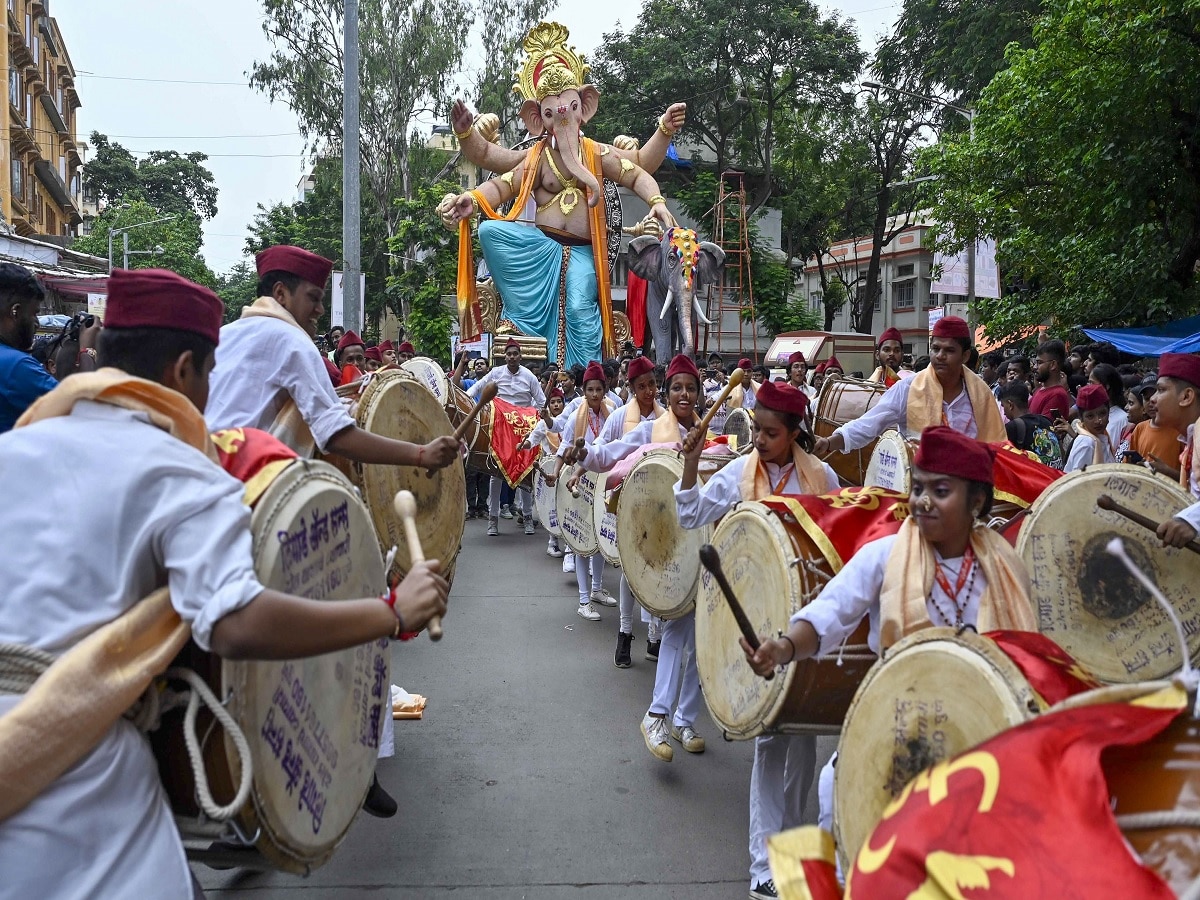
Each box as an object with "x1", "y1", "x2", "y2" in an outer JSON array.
[
  {"x1": 786, "y1": 351, "x2": 814, "y2": 399},
  {"x1": 592, "y1": 355, "x2": 665, "y2": 668},
  {"x1": 577, "y1": 354, "x2": 714, "y2": 763},
  {"x1": 674, "y1": 380, "x2": 838, "y2": 900},
  {"x1": 363, "y1": 346, "x2": 383, "y2": 372},
  {"x1": 813, "y1": 316, "x2": 1007, "y2": 458},
  {"x1": 1152, "y1": 353, "x2": 1200, "y2": 547},
  {"x1": 397, "y1": 341, "x2": 415, "y2": 363},
  {"x1": 727, "y1": 357, "x2": 756, "y2": 410},
  {"x1": 523, "y1": 388, "x2": 567, "y2": 559},
  {"x1": 378, "y1": 339, "x2": 397, "y2": 365},
  {"x1": 742, "y1": 426, "x2": 1037, "y2": 834},
  {"x1": 869, "y1": 326, "x2": 906, "y2": 385},
  {"x1": 545, "y1": 361, "x2": 617, "y2": 621},
  {"x1": 206, "y1": 245, "x2": 460, "y2": 472},
  {"x1": 0, "y1": 268, "x2": 451, "y2": 897}
]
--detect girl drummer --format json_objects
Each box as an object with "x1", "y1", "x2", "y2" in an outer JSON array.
[
  {"x1": 546, "y1": 361, "x2": 617, "y2": 621},
  {"x1": 577, "y1": 354, "x2": 718, "y2": 764},
  {"x1": 676, "y1": 379, "x2": 838, "y2": 900},
  {"x1": 742, "y1": 426, "x2": 1037, "y2": 841}
]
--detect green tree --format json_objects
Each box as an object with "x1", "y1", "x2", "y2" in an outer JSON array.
[
  {"x1": 217, "y1": 260, "x2": 259, "y2": 323},
  {"x1": 924, "y1": 0, "x2": 1200, "y2": 340},
  {"x1": 74, "y1": 200, "x2": 217, "y2": 287},
  {"x1": 84, "y1": 132, "x2": 219, "y2": 221}
]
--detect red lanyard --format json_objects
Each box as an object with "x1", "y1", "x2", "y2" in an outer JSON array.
[
  {"x1": 770, "y1": 463, "x2": 795, "y2": 494},
  {"x1": 587, "y1": 408, "x2": 603, "y2": 437},
  {"x1": 933, "y1": 546, "x2": 975, "y2": 610}
]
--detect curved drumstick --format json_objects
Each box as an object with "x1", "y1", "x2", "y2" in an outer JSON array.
[
  {"x1": 393, "y1": 490, "x2": 443, "y2": 641},
  {"x1": 684, "y1": 368, "x2": 745, "y2": 452},
  {"x1": 1097, "y1": 494, "x2": 1200, "y2": 557},
  {"x1": 426, "y1": 382, "x2": 497, "y2": 478},
  {"x1": 698, "y1": 543, "x2": 773, "y2": 682}
]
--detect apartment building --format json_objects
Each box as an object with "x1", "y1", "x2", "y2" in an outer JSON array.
[{"x1": 3, "y1": 0, "x2": 83, "y2": 239}]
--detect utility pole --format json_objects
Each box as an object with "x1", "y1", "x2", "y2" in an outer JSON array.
[{"x1": 342, "y1": 0, "x2": 362, "y2": 334}]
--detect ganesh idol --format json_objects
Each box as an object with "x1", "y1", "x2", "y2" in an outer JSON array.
[{"x1": 441, "y1": 22, "x2": 681, "y2": 367}]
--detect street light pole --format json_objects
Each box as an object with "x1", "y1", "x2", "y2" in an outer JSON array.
[{"x1": 107, "y1": 214, "x2": 178, "y2": 272}]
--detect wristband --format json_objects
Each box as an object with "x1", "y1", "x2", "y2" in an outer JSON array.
[
  {"x1": 778, "y1": 634, "x2": 797, "y2": 665},
  {"x1": 657, "y1": 116, "x2": 675, "y2": 137},
  {"x1": 382, "y1": 586, "x2": 419, "y2": 641},
  {"x1": 647, "y1": 194, "x2": 666, "y2": 206},
  {"x1": 454, "y1": 122, "x2": 475, "y2": 140},
  {"x1": 77, "y1": 347, "x2": 97, "y2": 362}
]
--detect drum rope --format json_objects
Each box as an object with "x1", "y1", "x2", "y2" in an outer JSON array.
[
  {"x1": 1116, "y1": 811, "x2": 1200, "y2": 832},
  {"x1": 0, "y1": 642, "x2": 55, "y2": 694},
  {"x1": 1179, "y1": 874, "x2": 1200, "y2": 900}
]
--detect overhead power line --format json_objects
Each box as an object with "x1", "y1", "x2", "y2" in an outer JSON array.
[{"x1": 76, "y1": 70, "x2": 249, "y2": 86}]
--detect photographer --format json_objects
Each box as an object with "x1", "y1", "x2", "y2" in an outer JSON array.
[{"x1": 1, "y1": 264, "x2": 98, "y2": 433}]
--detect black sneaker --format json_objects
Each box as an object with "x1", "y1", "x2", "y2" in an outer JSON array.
[
  {"x1": 363, "y1": 773, "x2": 398, "y2": 818},
  {"x1": 646, "y1": 639, "x2": 661, "y2": 662},
  {"x1": 615, "y1": 631, "x2": 633, "y2": 668},
  {"x1": 750, "y1": 879, "x2": 779, "y2": 900}
]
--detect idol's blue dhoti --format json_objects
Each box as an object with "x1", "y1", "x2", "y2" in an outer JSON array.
[{"x1": 478, "y1": 220, "x2": 601, "y2": 368}]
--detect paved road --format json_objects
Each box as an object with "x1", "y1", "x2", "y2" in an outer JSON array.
[{"x1": 198, "y1": 514, "x2": 835, "y2": 898}]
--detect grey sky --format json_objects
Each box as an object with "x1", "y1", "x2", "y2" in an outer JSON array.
[{"x1": 55, "y1": 0, "x2": 899, "y2": 278}]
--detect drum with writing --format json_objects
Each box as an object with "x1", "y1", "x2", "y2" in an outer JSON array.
[
  {"x1": 1016, "y1": 464, "x2": 1200, "y2": 683},
  {"x1": 812, "y1": 376, "x2": 889, "y2": 487},
  {"x1": 722, "y1": 407, "x2": 754, "y2": 453},
  {"x1": 863, "y1": 429, "x2": 915, "y2": 493},
  {"x1": 557, "y1": 467, "x2": 599, "y2": 556},
  {"x1": 533, "y1": 451, "x2": 561, "y2": 537},
  {"x1": 696, "y1": 500, "x2": 875, "y2": 739},
  {"x1": 593, "y1": 480, "x2": 621, "y2": 566},
  {"x1": 834, "y1": 628, "x2": 1043, "y2": 873}
]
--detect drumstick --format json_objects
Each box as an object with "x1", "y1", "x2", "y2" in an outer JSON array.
[
  {"x1": 393, "y1": 490, "x2": 443, "y2": 641},
  {"x1": 698, "y1": 544, "x2": 773, "y2": 682},
  {"x1": 425, "y1": 382, "x2": 497, "y2": 478},
  {"x1": 684, "y1": 368, "x2": 745, "y2": 452},
  {"x1": 1096, "y1": 494, "x2": 1200, "y2": 557}
]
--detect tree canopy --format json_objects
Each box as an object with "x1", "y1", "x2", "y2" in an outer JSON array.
[
  {"x1": 84, "y1": 132, "x2": 219, "y2": 222},
  {"x1": 74, "y1": 199, "x2": 217, "y2": 288}
]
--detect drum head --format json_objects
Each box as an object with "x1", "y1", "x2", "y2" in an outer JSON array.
[
  {"x1": 863, "y1": 429, "x2": 914, "y2": 493},
  {"x1": 227, "y1": 460, "x2": 388, "y2": 873},
  {"x1": 533, "y1": 452, "x2": 561, "y2": 537},
  {"x1": 557, "y1": 468, "x2": 598, "y2": 556},
  {"x1": 400, "y1": 357, "x2": 450, "y2": 406},
  {"x1": 722, "y1": 408, "x2": 754, "y2": 452},
  {"x1": 1016, "y1": 464, "x2": 1200, "y2": 683},
  {"x1": 834, "y1": 628, "x2": 1040, "y2": 872},
  {"x1": 355, "y1": 369, "x2": 466, "y2": 581},
  {"x1": 594, "y1": 482, "x2": 620, "y2": 566}
]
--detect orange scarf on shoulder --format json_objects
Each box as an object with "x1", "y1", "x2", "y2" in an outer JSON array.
[
  {"x1": 574, "y1": 398, "x2": 614, "y2": 444},
  {"x1": 737, "y1": 444, "x2": 828, "y2": 501},
  {"x1": 906, "y1": 365, "x2": 1006, "y2": 441},
  {"x1": 650, "y1": 406, "x2": 713, "y2": 444},
  {"x1": 623, "y1": 398, "x2": 664, "y2": 435}
]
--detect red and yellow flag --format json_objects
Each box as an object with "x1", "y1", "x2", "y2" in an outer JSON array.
[
  {"x1": 985, "y1": 630, "x2": 1102, "y2": 706},
  {"x1": 488, "y1": 396, "x2": 540, "y2": 488},
  {"x1": 211, "y1": 427, "x2": 298, "y2": 506},
  {"x1": 989, "y1": 440, "x2": 1062, "y2": 510},
  {"x1": 763, "y1": 487, "x2": 910, "y2": 573}
]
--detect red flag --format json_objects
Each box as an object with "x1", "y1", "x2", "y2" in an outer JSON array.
[
  {"x1": 487, "y1": 396, "x2": 540, "y2": 488},
  {"x1": 989, "y1": 441, "x2": 1062, "y2": 510},
  {"x1": 210, "y1": 427, "x2": 298, "y2": 506},
  {"x1": 763, "y1": 487, "x2": 910, "y2": 572},
  {"x1": 986, "y1": 630, "x2": 1102, "y2": 706},
  {"x1": 627, "y1": 272, "x2": 647, "y2": 347}
]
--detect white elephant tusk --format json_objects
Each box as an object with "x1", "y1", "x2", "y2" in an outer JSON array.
[
  {"x1": 693, "y1": 295, "x2": 714, "y2": 326},
  {"x1": 660, "y1": 289, "x2": 675, "y2": 321}
]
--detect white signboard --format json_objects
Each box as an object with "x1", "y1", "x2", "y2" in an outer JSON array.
[
  {"x1": 450, "y1": 328, "x2": 491, "y2": 363},
  {"x1": 86, "y1": 292, "x2": 106, "y2": 321},
  {"x1": 330, "y1": 272, "x2": 365, "y2": 329},
  {"x1": 931, "y1": 239, "x2": 1000, "y2": 299},
  {"x1": 927, "y1": 306, "x2": 945, "y2": 336}
]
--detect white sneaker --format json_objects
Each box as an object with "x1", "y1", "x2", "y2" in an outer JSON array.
[
  {"x1": 590, "y1": 588, "x2": 617, "y2": 607},
  {"x1": 640, "y1": 713, "x2": 673, "y2": 762},
  {"x1": 563, "y1": 552, "x2": 575, "y2": 574},
  {"x1": 576, "y1": 602, "x2": 601, "y2": 621},
  {"x1": 546, "y1": 540, "x2": 564, "y2": 558},
  {"x1": 499, "y1": 504, "x2": 514, "y2": 520},
  {"x1": 669, "y1": 723, "x2": 706, "y2": 754}
]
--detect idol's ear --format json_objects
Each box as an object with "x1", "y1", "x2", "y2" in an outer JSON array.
[
  {"x1": 578, "y1": 85, "x2": 600, "y2": 124},
  {"x1": 626, "y1": 234, "x2": 664, "y2": 281},
  {"x1": 697, "y1": 242, "x2": 726, "y2": 282},
  {"x1": 520, "y1": 99, "x2": 544, "y2": 136}
]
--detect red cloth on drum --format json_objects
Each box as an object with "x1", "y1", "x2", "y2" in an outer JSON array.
[
  {"x1": 844, "y1": 684, "x2": 1184, "y2": 899},
  {"x1": 340, "y1": 363, "x2": 363, "y2": 384},
  {"x1": 765, "y1": 828, "x2": 841, "y2": 900},
  {"x1": 914, "y1": 425, "x2": 996, "y2": 484},
  {"x1": 488, "y1": 396, "x2": 540, "y2": 488},
  {"x1": 210, "y1": 427, "x2": 298, "y2": 507},
  {"x1": 984, "y1": 630, "x2": 1102, "y2": 706},
  {"x1": 1160, "y1": 351, "x2": 1200, "y2": 388},
  {"x1": 762, "y1": 490, "x2": 909, "y2": 573},
  {"x1": 255, "y1": 244, "x2": 334, "y2": 288},
  {"x1": 626, "y1": 272, "x2": 648, "y2": 346},
  {"x1": 105, "y1": 268, "x2": 223, "y2": 345},
  {"x1": 988, "y1": 441, "x2": 1063, "y2": 510}
]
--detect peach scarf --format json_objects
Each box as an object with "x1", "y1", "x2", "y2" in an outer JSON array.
[
  {"x1": 906, "y1": 365, "x2": 1006, "y2": 442},
  {"x1": 241, "y1": 296, "x2": 323, "y2": 456},
  {"x1": 878, "y1": 518, "x2": 1036, "y2": 650},
  {"x1": 574, "y1": 398, "x2": 614, "y2": 444},
  {"x1": 1, "y1": 371, "x2": 214, "y2": 821},
  {"x1": 738, "y1": 444, "x2": 828, "y2": 501},
  {"x1": 650, "y1": 406, "x2": 709, "y2": 444},
  {"x1": 623, "y1": 397, "x2": 664, "y2": 435}
]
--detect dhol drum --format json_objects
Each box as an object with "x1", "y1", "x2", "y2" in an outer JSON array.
[
  {"x1": 1017, "y1": 463, "x2": 1200, "y2": 683},
  {"x1": 696, "y1": 501, "x2": 875, "y2": 739},
  {"x1": 722, "y1": 407, "x2": 754, "y2": 453},
  {"x1": 593, "y1": 478, "x2": 621, "y2": 566},
  {"x1": 616, "y1": 448, "x2": 737, "y2": 619},
  {"x1": 401, "y1": 357, "x2": 490, "y2": 462},
  {"x1": 159, "y1": 459, "x2": 388, "y2": 874},
  {"x1": 557, "y1": 467, "x2": 599, "y2": 556},
  {"x1": 834, "y1": 628, "x2": 1044, "y2": 872},
  {"x1": 352, "y1": 368, "x2": 466, "y2": 582},
  {"x1": 533, "y1": 451, "x2": 561, "y2": 537},
  {"x1": 813, "y1": 376, "x2": 889, "y2": 486},
  {"x1": 862, "y1": 428, "x2": 915, "y2": 493}
]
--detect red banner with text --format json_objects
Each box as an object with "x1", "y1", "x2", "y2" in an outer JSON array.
[{"x1": 488, "y1": 396, "x2": 540, "y2": 489}]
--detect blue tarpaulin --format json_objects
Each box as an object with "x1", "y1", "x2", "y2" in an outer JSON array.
[{"x1": 1082, "y1": 314, "x2": 1200, "y2": 356}]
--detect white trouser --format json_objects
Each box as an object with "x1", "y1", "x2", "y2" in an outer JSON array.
[
  {"x1": 378, "y1": 699, "x2": 395, "y2": 759},
  {"x1": 648, "y1": 612, "x2": 700, "y2": 727},
  {"x1": 818, "y1": 752, "x2": 835, "y2": 832},
  {"x1": 749, "y1": 734, "x2": 816, "y2": 883},
  {"x1": 575, "y1": 553, "x2": 605, "y2": 603},
  {"x1": 619, "y1": 575, "x2": 664, "y2": 638},
  {"x1": 488, "y1": 478, "x2": 531, "y2": 517}
]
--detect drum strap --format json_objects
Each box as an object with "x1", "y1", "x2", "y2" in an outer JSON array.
[{"x1": 0, "y1": 643, "x2": 52, "y2": 695}]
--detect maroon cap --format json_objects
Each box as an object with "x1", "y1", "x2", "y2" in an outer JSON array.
[
  {"x1": 825, "y1": 355, "x2": 844, "y2": 372},
  {"x1": 738, "y1": 357, "x2": 752, "y2": 370},
  {"x1": 814, "y1": 362, "x2": 828, "y2": 375},
  {"x1": 627, "y1": 356, "x2": 655, "y2": 383},
  {"x1": 878, "y1": 326, "x2": 903, "y2": 347},
  {"x1": 505, "y1": 337, "x2": 520, "y2": 350},
  {"x1": 583, "y1": 360, "x2": 605, "y2": 385},
  {"x1": 754, "y1": 379, "x2": 810, "y2": 418},
  {"x1": 364, "y1": 347, "x2": 383, "y2": 363},
  {"x1": 398, "y1": 341, "x2": 415, "y2": 354},
  {"x1": 932, "y1": 316, "x2": 971, "y2": 340},
  {"x1": 379, "y1": 340, "x2": 395, "y2": 352},
  {"x1": 548, "y1": 387, "x2": 564, "y2": 400},
  {"x1": 1160, "y1": 353, "x2": 1200, "y2": 388},
  {"x1": 787, "y1": 350, "x2": 806, "y2": 366},
  {"x1": 337, "y1": 330, "x2": 364, "y2": 353},
  {"x1": 665, "y1": 353, "x2": 701, "y2": 386},
  {"x1": 913, "y1": 426, "x2": 996, "y2": 485},
  {"x1": 104, "y1": 268, "x2": 223, "y2": 345},
  {"x1": 255, "y1": 245, "x2": 334, "y2": 289},
  {"x1": 1076, "y1": 383, "x2": 1109, "y2": 411}
]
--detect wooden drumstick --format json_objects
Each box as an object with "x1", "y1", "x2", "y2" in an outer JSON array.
[
  {"x1": 1097, "y1": 494, "x2": 1200, "y2": 557},
  {"x1": 426, "y1": 382, "x2": 497, "y2": 478},
  {"x1": 393, "y1": 490, "x2": 443, "y2": 641},
  {"x1": 684, "y1": 368, "x2": 745, "y2": 452},
  {"x1": 698, "y1": 544, "x2": 773, "y2": 682}
]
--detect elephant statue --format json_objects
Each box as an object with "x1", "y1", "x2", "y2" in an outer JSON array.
[
  {"x1": 626, "y1": 227, "x2": 725, "y2": 366},
  {"x1": 440, "y1": 22, "x2": 686, "y2": 368}
]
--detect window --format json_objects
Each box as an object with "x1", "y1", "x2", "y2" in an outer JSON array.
[
  {"x1": 810, "y1": 291, "x2": 822, "y2": 311},
  {"x1": 10, "y1": 158, "x2": 22, "y2": 203},
  {"x1": 896, "y1": 263, "x2": 915, "y2": 277},
  {"x1": 873, "y1": 292, "x2": 882, "y2": 312},
  {"x1": 8, "y1": 67, "x2": 19, "y2": 109},
  {"x1": 925, "y1": 290, "x2": 938, "y2": 309},
  {"x1": 894, "y1": 281, "x2": 915, "y2": 310}
]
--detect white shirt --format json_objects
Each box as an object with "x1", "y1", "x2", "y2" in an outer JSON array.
[
  {"x1": 0, "y1": 401, "x2": 264, "y2": 899},
  {"x1": 834, "y1": 377, "x2": 979, "y2": 451},
  {"x1": 1107, "y1": 406, "x2": 1129, "y2": 450},
  {"x1": 580, "y1": 417, "x2": 688, "y2": 472},
  {"x1": 468, "y1": 364, "x2": 546, "y2": 408},
  {"x1": 1176, "y1": 425, "x2": 1200, "y2": 531},
  {"x1": 550, "y1": 391, "x2": 623, "y2": 432},
  {"x1": 206, "y1": 316, "x2": 355, "y2": 452},
  {"x1": 596, "y1": 400, "x2": 659, "y2": 445},
  {"x1": 703, "y1": 379, "x2": 729, "y2": 432},
  {"x1": 557, "y1": 402, "x2": 612, "y2": 456},
  {"x1": 673, "y1": 454, "x2": 840, "y2": 529},
  {"x1": 792, "y1": 534, "x2": 987, "y2": 656},
  {"x1": 1064, "y1": 430, "x2": 1116, "y2": 473}
]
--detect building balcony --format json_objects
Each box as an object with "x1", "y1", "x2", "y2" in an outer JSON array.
[
  {"x1": 38, "y1": 90, "x2": 67, "y2": 138},
  {"x1": 33, "y1": 158, "x2": 80, "y2": 224},
  {"x1": 9, "y1": 111, "x2": 38, "y2": 156},
  {"x1": 8, "y1": 32, "x2": 33, "y2": 70}
]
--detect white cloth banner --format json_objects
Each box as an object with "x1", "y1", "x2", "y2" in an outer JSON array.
[
  {"x1": 931, "y1": 239, "x2": 1000, "y2": 299},
  {"x1": 331, "y1": 272, "x2": 366, "y2": 328}
]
